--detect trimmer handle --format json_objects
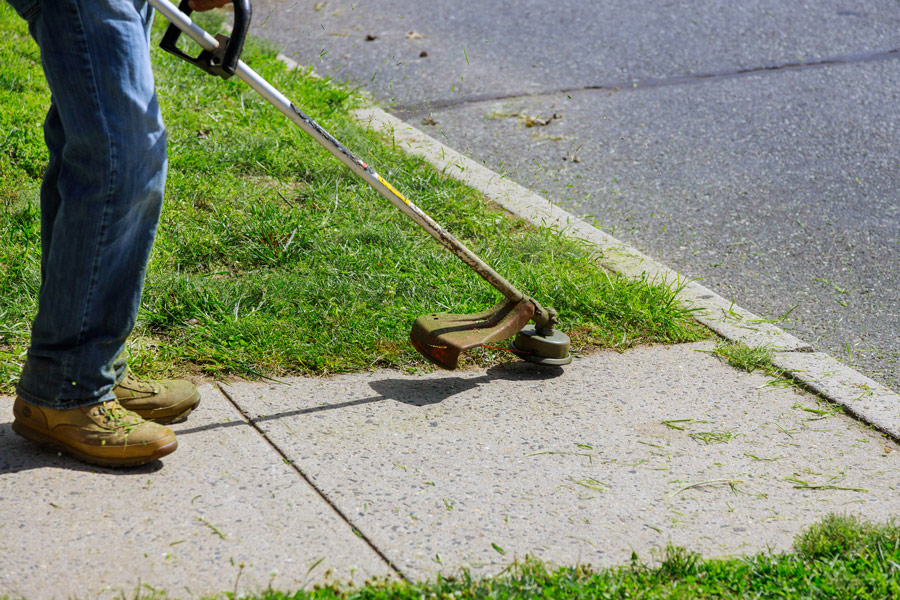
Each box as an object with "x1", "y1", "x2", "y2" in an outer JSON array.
[{"x1": 159, "y1": 0, "x2": 252, "y2": 79}]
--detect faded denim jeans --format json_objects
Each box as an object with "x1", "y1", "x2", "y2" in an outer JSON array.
[{"x1": 6, "y1": 0, "x2": 166, "y2": 408}]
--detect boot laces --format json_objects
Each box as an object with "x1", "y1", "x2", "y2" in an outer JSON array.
[{"x1": 95, "y1": 401, "x2": 142, "y2": 434}]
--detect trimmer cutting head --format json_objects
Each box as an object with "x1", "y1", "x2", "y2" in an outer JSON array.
[
  {"x1": 509, "y1": 325, "x2": 573, "y2": 367},
  {"x1": 410, "y1": 299, "x2": 534, "y2": 370},
  {"x1": 410, "y1": 298, "x2": 572, "y2": 369}
]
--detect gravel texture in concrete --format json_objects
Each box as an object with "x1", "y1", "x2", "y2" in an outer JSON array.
[
  {"x1": 221, "y1": 342, "x2": 900, "y2": 580},
  {"x1": 0, "y1": 385, "x2": 392, "y2": 600}
]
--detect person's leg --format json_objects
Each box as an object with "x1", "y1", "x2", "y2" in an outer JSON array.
[
  {"x1": 38, "y1": 87, "x2": 199, "y2": 427},
  {"x1": 38, "y1": 104, "x2": 64, "y2": 268},
  {"x1": 15, "y1": 0, "x2": 167, "y2": 408},
  {"x1": 6, "y1": 0, "x2": 180, "y2": 465}
]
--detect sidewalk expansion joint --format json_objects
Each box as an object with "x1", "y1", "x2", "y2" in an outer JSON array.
[
  {"x1": 215, "y1": 382, "x2": 409, "y2": 581},
  {"x1": 391, "y1": 46, "x2": 900, "y2": 116}
]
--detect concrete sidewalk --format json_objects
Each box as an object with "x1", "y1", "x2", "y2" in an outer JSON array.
[
  {"x1": 2, "y1": 341, "x2": 900, "y2": 598},
  {"x1": 3, "y1": 96, "x2": 900, "y2": 600}
]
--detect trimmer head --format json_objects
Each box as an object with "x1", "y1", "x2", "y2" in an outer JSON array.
[
  {"x1": 509, "y1": 325, "x2": 573, "y2": 366},
  {"x1": 410, "y1": 298, "x2": 573, "y2": 369}
]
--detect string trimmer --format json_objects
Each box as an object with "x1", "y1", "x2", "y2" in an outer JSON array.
[{"x1": 150, "y1": 0, "x2": 572, "y2": 369}]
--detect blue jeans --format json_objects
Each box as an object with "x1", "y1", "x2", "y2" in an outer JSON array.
[{"x1": 7, "y1": 0, "x2": 166, "y2": 409}]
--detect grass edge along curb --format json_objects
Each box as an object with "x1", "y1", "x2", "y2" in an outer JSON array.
[
  {"x1": 0, "y1": 5, "x2": 708, "y2": 387},
  {"x1": 347, "y1": 74, "x2": 900, "y2": 444}
]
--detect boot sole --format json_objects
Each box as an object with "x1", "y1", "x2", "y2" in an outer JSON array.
[{"x1": 12, "y1": 419, "x2": 178, "y2": 468}]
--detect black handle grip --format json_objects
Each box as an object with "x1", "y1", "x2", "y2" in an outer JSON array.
[
  {"x1": 159, "y1": 0, "x2": 252, "y2": 79},
  {"x1": 223, "y1": 0, "x2": 251, "y2": 75}
]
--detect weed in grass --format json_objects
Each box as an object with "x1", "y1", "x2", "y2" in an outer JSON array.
[
  {"x1": 794, "y1": 513, "x2": 899, "y2": 560},
  {"x1": 653, "y1": 544, "x2": 702, "y2": 579}
]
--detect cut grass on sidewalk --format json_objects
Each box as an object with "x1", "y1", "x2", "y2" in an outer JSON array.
[{"x1": 0, "y1": 6, "x2": 707, "y2": 386}]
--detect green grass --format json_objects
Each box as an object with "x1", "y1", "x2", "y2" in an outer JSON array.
[
  {"x1": 710, "y1": 341, "x2": 775, "y2": 374},
  {"x1": 0, "y1": 5, "x2": 707, "y2": 386},
  {"x1": 250, "y1": 515, "x2": 900, "y2": 600}
]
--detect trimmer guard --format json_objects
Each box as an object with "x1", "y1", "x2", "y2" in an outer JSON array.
[{"x1": 410, "y1": 299, "x2": 535, "y2": 370}]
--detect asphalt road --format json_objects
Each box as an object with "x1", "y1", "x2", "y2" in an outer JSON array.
[{"x1": 250, "y1": 0, "x2": 900, "y2": 392}]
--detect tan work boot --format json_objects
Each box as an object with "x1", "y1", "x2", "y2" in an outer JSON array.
[
  {"x1": 12, "y1": 398, "x2": 177, "y2": 467},
  {"x1": 114, "y1": 372, "x2": 201, "y2": 424}
]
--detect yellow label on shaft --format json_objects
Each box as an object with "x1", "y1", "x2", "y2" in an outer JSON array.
[{"x1": 377, "y1": 175, "x2": 411, "y2": 206}]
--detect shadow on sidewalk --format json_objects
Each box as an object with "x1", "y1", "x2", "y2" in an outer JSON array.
[
  {"x1": 178, "y1": 362, "x2": 564, "y2": 436},
  {"x1": 371, "y1": 361, "x2": 565, "y2": 406}
]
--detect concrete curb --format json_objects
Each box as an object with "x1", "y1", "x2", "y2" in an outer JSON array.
[
  {"x1": 347, "y1": 106, "x2": 900, "y2": 440},
  {"x1": 771, "y1": 352, "x2": 900, "y2": 440},
  {"x1": 272, "y1": 51, "x2": 898, "y2": 440}
]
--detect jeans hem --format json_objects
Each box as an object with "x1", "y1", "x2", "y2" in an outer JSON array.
[{"x1": 15, "y1": 382, "x2": 116, "y2": 410}]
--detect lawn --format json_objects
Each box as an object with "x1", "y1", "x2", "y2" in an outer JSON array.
[
  {"x1": 0, "y1": 5, "x2": 705, "y2": 387},
  {"x1": 2, "y1": 7, "x2": 896, "y2": 600}
]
